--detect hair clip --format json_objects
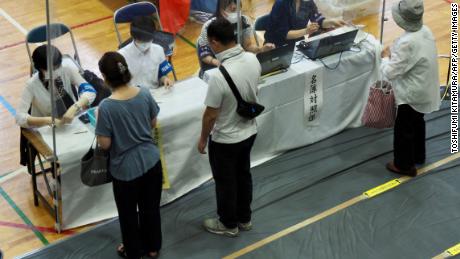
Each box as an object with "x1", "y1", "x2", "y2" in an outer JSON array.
[{"x1": 117, "y1": 62, "x2": 127, "y2": 73}]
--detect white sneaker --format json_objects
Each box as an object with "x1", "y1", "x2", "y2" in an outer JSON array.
[
  {"x1": 238, "y1": 221, "x2": 253, "y2": 231},
  {"x1": 203, "y1": 218, "x2": 239, "y2": 237}
]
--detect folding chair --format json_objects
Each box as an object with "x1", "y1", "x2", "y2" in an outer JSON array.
[
  {"x1": 253, "y1": 14, "x2": 270, "y2": 47},
  {"x1": 114, "y1": 1, "x2": 178, "y2": 80},
  {"x1": 26, "y1": 23, "x2": 81, "y2": 76}
]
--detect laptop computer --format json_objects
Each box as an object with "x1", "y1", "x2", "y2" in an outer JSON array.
[
  {"x1": 297, "y1": 27, "x2": 359, "y2": 60},
  {"x1": 256, "y1": 43, "x2": 295, "y2": 75}
]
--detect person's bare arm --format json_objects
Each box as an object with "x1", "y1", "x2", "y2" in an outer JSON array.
[
  {"x1": 97, "y1": 135, "x2": 112, "y2": 150},
  {"x1": 197, "y1": 106, "x2": 220, "y2": 154},
  {"x1": 286, "y1": 23, "x2": 319, "y2": 39}
]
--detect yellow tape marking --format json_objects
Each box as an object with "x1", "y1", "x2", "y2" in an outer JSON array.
[
  {"x1": 153, "y1": 122, "x2": 170, "y2": 189},
  {"x1": 224, "y1": 153, "x2": 460, "y2": 259},
  {"x1": 447, "y1": 243, "x2": 460, "y2": 256},
  {"x1": 364, "y1": 179, "x2": 401, "y2": 198}
]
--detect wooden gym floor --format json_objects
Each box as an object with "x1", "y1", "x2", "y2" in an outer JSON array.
[{"x1": 0, "y1": 0, "x2": 451, "y2": 257}]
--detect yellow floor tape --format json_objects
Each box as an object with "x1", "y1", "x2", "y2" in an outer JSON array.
[
  {"x1": 364, "y1": 179, "x2": 401, "y2": 198},
  {"x1": 433, "y1": 243, "x2": 460, "y2": 259},
  {"x1": 224, "y1": 152, "x2": 460, "y2": 259},
  {"x1": 447, "y1": 243, "x2": 460, "y2": 256}
]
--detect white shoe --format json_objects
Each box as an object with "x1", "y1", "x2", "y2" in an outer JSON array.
[{"x1": 203, "y1": 218, "x2": 239, "y2": 237}]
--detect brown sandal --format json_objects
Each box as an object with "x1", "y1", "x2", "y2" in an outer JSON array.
[
  {"x1": 117, "y1": 243, "x2": 127, "y2": 258},
  {"x1": 144, "y1": 251, "x2": 160, "y2": 259}
]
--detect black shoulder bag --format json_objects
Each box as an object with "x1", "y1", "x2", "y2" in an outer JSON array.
[
  {"x1": 80, "y1": 137, "x2": 112, "y2": 187},
  {"x1": 219, "y1": 65, "x2": 264, "y2": 119}
]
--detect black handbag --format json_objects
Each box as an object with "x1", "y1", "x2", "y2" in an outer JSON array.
[
  {"x1": 219, "y1": 66, "x2": 264, "y2": 119},
  {"x1": 80, "y1": 138, "x2": 112, "y2": 187}
]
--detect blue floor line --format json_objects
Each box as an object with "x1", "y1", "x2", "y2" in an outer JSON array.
[{"x1": 0, "y1": 95, "x2": 16, "y2": 116}]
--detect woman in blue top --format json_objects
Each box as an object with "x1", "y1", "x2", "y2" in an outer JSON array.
[
  {"x1": 96, "y1": 52, "x2": 162, "y2": 259},
  {"x1": 264, "y1": 0, "x2": 346, "y2": 47}
]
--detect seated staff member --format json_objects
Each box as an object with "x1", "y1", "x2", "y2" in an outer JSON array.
[
  {"x1": 264, "y1": 0, "x2": 346, "y2": 47},
  {"x1": 119, "y1": 16, "x2": 173, "y2": 89},
  {"x1": 196, "y1": 0, "x2": 275, "y2": 78},
  {"x1": 16, "y1": 44, "x2": 96, "y2": 128}
]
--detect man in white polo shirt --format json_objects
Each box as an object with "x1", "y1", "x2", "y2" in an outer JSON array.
[
  {"x1": 197, "y1": 18, "x2": 262, "y2": 237},
  {"x1": 119, "y1": 16, "x2": 173, "y2": 89}
]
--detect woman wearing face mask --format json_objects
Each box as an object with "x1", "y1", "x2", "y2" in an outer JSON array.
[
  {"x1": 15, "y1": 44, "x2": 96, "y2": 128},
  {"x1": 196, "y1": 0, "x2": 275, "y2": 78},
  {"x1": 119, "y1": 16, "x2": 174, "y2": 90},
  {"x1": 264, "y1": 0, "x2": 347, "y2": 47}
]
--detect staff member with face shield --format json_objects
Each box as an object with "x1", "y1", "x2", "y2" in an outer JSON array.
[
  {"x1": 196, "y1": 0, "x2": 275, "y2": 78},
  {"x1": 119, "y1": 16, "x2": 174, "y2": 89},
  {"x1": 16, "y1": 44, "x2": 96, "y2": 128}
]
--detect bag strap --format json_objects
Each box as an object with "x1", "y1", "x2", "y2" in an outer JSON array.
[
  {"x1": 87, "y1": 136, "x2": 97, "y2": 152},
  {"x1": 219, "y1": 65, "x2": 244, "y2": 103}
]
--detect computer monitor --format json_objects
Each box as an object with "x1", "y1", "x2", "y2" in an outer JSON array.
[
  {"x1": 298, "y1": 27, "x2": 359, "y2": 60},
  {"x1": 256, "y1": 43, "x2": 295, "y2": 75}
]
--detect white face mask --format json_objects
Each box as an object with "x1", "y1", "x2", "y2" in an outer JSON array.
[
  {"x1": 135, "y1": 41, "x2": 151, "y2": 53},
  {"x1": 43, "y1": 66, "x2": 62, "y2": 80},
  {"x1": 225, "y1": 12, "x2": 239, "y2": 24}
]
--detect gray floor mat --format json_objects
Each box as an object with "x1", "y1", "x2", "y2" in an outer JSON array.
[{"x1": 19, "y1": 105, "x2": 456, "y2": 259}]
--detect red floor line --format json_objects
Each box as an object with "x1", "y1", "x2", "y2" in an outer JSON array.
[
  {"x1": 70, "y1": 15, "x2": 113, "y2": 30},
  {"x1": 0, "y1": 220, "x2": 76, "y2": 235},
  {"x1": 0, "y1": 40, "x2": 25, "y2": 51},
  {"x1": 0, "y1": 15, "x2": 113, "y2": 52}
]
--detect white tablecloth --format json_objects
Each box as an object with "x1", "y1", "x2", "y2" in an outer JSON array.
[{"x1": 38, "y1": 36, "x2": 380, "y2": 229}]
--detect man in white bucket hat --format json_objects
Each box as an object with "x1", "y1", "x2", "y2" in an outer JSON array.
[{"x1": 381, "y1": 0, "x2": 441, "y2": 176}]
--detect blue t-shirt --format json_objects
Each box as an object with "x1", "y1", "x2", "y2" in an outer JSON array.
[
  {"x1": 95, "y1": 87, "x2": 160, "y2": 181},
  {"x1": 265, "y1": 0, "x2": 325, "y2": 47}
]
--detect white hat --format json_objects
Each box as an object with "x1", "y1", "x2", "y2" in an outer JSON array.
[{"x1": 391, "y1": 0, "x2": 424, "y2": 32}]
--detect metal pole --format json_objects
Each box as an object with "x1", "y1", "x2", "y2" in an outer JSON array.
[
  {"x1": 379, "y1": 0, "x2": 386, "y2": 44},
  {"x1": 45, "y1": 0, "x2": 62, "y2": 233},
  {"x1": 378, "y1": 0, "x2": 388, "y2": 89},
  {"x1": 237, "y1": 0, "x2": 241, "y2": 45}
]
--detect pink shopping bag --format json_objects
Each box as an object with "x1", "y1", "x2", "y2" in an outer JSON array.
[{"x1": 361, "y1": 81, "x2": 396, "y2": 129}]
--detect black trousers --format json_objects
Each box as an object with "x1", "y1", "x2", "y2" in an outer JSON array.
[
  {"x1": 394, "y1": 104, "x2": 426, "y2": 170},
  {"x1": 208, "y1": 134, "x2": 257, "y2": 229},
  {"x1": 112, "y1": 162, "x2": 163, "y2": 259}
]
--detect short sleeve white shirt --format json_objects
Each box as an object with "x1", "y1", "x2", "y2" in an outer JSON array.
[
  {"x1": 119, "y1": 42, "x2": 166, "y2": 89},
  {"x1": 204, "y1": 45, "x2": 262, "y2": 144}
]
